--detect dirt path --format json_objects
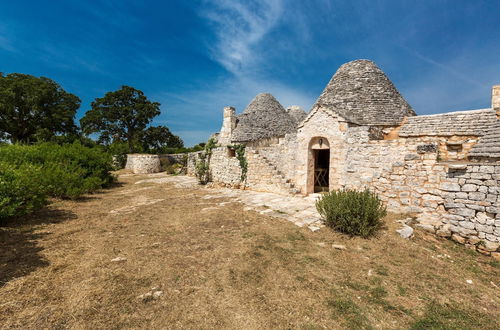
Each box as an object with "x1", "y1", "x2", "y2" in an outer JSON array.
[{"x1": 1, "y1": 173, "x2": 499, "y2": 329}]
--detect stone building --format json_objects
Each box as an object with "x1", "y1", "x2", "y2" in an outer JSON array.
[{"x1": 202, "y1": 59, "x2": 500, "y2": 254}]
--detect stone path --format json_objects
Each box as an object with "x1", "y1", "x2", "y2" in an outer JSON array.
[{"x1": 132, "y1": 174, "x2": 324, "y2": 231}]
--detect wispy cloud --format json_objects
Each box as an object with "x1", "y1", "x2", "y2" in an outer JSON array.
[
  {"x1": 401, "y1": 46, "x2": 485, "y2": 88},
  {"x1": 0, "y1": 24, "x2": 16, "y2": 52},
  {"x1": 0, "y1": 35, "x2": 15, "y2": 52},
  {"x1": 200, "y1": 0, "x2": 284, "y2": 76}
]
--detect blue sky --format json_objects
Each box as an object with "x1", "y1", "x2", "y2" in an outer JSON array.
[{"x1": 1, "y1": 0, "x2": 499, "y2": 146}]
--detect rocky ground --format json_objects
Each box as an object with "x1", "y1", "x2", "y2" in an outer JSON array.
[{"x1": 0, "y1": 172, "x2": 499, "y2": 329}]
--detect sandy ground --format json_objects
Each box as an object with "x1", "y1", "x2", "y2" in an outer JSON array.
[{"x1": 1, "y1": 172, "x2": 499, "y2": 329}]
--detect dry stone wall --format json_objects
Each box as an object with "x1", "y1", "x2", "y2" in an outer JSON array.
[
  {"x1": 342, "y1": 137, "x2": 500, "y2": 256},
  {"x1": 208, "y1": 147, "x2": 242, "y2": 186},
  {"x1": 248, "y1": 133, "x2": 299, "y2": 183},
  {"x1": 125, "y1": 154, "x2": 161, "y2": 174}
]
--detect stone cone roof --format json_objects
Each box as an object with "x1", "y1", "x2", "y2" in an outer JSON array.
[
  {"x1": 312, "y1": 59, "x2": 416, "y2": 126},
  {"x1": 231, "y1": 93, "x2": 296, "y2": 142},
  {"x1": 469, "y1": 119, "x2": 500, "y2": 159},
  {"x1": 286, "y1": 105, "x2": 307, "y2": 125}
]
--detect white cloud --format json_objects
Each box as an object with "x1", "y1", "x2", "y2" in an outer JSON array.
[{"x1": 200, "y1": 0, "x2": 284, "y2": 76}]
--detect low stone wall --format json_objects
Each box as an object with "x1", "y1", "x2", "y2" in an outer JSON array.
[
  {"x1": 186, "y1": 151, "x2": 203, "y2": 176},
  {"x1": 125, "y1": 154, "x2": 161, "y2": 174},
  {"x1": 343, "y1": 138, "x2": 500, "y2": 256},
  {"x1": 441, "y1": 164, "x2": 499, "y2": 254},
  {"x1": 158, "y1": 153, "x2": 186, "y2": 165},
  {"x1": 209, "y1": 147, "x2": 242, "y2": 186}
]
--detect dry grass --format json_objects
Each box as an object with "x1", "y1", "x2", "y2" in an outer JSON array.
[{"x1": 1, "y1": 173, "x2": 499, "y2": 329}]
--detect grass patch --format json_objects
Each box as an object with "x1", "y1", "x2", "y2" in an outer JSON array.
[
  {"x1": 327, "y1": 297, "x2": 372, "y2": 329},
  {"x1": 487, "y1": 259, "x2": 500, "y2": 269},
  {"x1": 375, "y1": 265, "x2": 389, "y2": 276},
  {"x1": 397, "y1": 283, "x2": 408, "y2": 296},
  {"x1": 286, "y1": 231, "x2": 306, "y2": 242},
  {"x1": 410, "y1": 302, "x2": 497, "y2": 330}
]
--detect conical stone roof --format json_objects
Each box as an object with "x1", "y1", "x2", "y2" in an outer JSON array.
[
  {"x1": 286, "y1": 105, "x2": 307, "y2": 125},
  {"x1": 311, "y1": 59, "x2": 416, "y2": 126},
  {"x1": 231, "y1": 93, "x2": 297, "y2": 142}
]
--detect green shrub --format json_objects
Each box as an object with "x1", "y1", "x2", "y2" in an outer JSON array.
[
  {"x1": 195, "y1": 153, "x2": 210, "y2": 184},
  {"x1": 107, "y1": 142, "x2": 129, "y2": 169},
  {"x1": 0, "y1": 143, "x2": 114, "y2": 199},
  {"x1": 316, "y1": 189, "x2": 386, "y2": 238},
  {"x1": 0, "y1": 162, "x2": 48, "y2": 220}
]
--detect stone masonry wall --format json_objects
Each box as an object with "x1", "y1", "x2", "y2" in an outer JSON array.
[
  {"x1": 208, "y1": 147, "x2": 242, "y2": 186},
  {"x1": 185, "y1": 151, "x2": 203, "y2": 176},
  {"x1": 125, "y1": 154, "x2": 161, "y2": 174},
  {"x1": 250, "y1": 133, "x2": 299, "y2": 183},
  {"x1": 342, "y1": 137, "x2": 500, "y2": 256}
]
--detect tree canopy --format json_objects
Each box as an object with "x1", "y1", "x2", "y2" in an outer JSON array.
[
  {"x1": 80, "y1": 86, "x2": 161, "y2": 152},
  {"x1": 141, "y1": 125, "x2": 184, "y2": 153},
  {"x1": 0, "y1": 73, "x2": 80, "y2": 143}
]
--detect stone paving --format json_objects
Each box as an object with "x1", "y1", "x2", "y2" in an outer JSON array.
[{"x1": 132, "y1": 173, "x2": 324, "y2": 231}]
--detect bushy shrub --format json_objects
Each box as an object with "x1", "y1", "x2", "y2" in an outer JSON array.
[
  {"x1": 0, "y1": 142, "x2": 114, "y2": 199},
  {"x1": 107, "y1": 142, "x2": 130, "y2": 169},
  {"x1": 195, "y1": 154, "x2": 210, "y2": 184},
  {"x1": 316, "y1": 189, "x2": 386, "y2": 238},
  {"x1": 0, "y1": 162, "x2": 48, "y2": 220},
  {"x1": 0, "y1": 142, "x2": 115, "y2": 220}
]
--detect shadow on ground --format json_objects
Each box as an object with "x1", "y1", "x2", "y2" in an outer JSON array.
[{"x1": 0, "y1": 208, "x2": 77, "y2": 287}]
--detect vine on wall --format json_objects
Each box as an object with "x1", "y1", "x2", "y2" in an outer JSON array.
[
  {"x1": 229, "y1": 144, "x2": 247, "y2": 182},
  {"x1": 195, "y1": 138, "x2": 217, "y2": 184}
]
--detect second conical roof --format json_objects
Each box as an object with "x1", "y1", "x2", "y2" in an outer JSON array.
[
  {"x1": 231, "y1": 93, "x2": 296, "y2": 142},
  {"x1": 312, "y1": 59, "x2": 416, "y2": 125}
]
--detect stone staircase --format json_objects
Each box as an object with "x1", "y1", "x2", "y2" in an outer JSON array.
[{"x1": 247, "y1": 150, "x2": 300, "y2": 195}]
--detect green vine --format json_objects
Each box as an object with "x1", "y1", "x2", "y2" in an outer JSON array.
[
  {"x1": 195, "y1": 138, "x2": 218, "y2": 185},
  {"x1": 229, "y1": 144, "x2": 247, "y2": 182}
]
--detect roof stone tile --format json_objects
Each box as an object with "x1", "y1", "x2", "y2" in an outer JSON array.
[
  {"x1": 231, "y1": 93, "x2": 296, "y2": 143},
  {"x1": 399, "y1": 108, "x2": 495, "y2": 137}
]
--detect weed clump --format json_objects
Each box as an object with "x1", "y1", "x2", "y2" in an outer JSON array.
[{"x1": 316, "y1": 189, "x2": 386, "y2": 238}]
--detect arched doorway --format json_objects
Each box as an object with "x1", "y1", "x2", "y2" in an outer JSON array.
[{"x1": 308, "y1": 137, "x2": 330, "y2": 193}]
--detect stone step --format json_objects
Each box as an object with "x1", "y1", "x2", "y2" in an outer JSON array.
[{"x1": 252, "y1": 152, "x2": 298, "y2": 195}]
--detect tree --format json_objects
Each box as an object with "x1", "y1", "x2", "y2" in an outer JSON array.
[
  {"x1": 141, "y1": 125, "x2": 184, "y2": 153},
  {"x1": 0, "y1": 73, "x2": 80, "y2": 143},
  {"x1": 80, "y1": 86, "x2": 160, "y2": 152}
]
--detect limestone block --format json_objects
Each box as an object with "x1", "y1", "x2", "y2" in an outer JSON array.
[
  {"x1": 459, "y1": 221, "x2": 475, "y2": 229},
  {"x1": 470, "y1": 173, "x2": 491, "y2": 180},
  {"x1": 440, "y1": 182, "x2": 461, "y2": 192},
  {"x1": 444, "y1": 203, "x2": 465, "y2": 209},
  {"x1": 482, "y1": 240, "x2": 500, "y2": 251},
  {"x1": 478, "y1": 186, "x2": 489, "y2": 194},
  {"x1": 476, "y1": 224, "x2": 494, "y2": 234},
  {"x1": 451, "y1": 234, "x2": 466, "y2": 244},
  {"x1": 479, "y1": 165, "x2": 495, "y2": 174},
  {"x1": 468, "y1": 192, "x2": 486, "y2": 201},
  {"x1": 461, "y1": 184, "x2": 478, "y2": 192},
  {"x1": 449, "y1": 208, "x2": 476, "y2": 217},
  {"x1": 465, "y1": 204, "x2": 485, "y2": 212},
  {"x1": 485, "y1": 234, "x2": 499, "y2": 242}
]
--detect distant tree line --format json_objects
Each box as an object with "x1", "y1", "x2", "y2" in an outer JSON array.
[{"x1": 0, "y1": 72, "x2": 198, "y2": 154}]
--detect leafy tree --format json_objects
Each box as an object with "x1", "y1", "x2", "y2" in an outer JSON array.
[
  {"x1": 80, "y1": 86, "x2": 160, "y2": 152},
  {"x1": 0, "y1": 73, "x2": 80, "y2": 143},
  {"x1": 141, "y1": 125, "x2": 184, "y2": 153}
]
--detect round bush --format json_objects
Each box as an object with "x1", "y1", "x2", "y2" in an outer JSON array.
[
  {"x1": 316, "y1": 189, "x2": 387, "y2": 238},
  {"x1": 0, "y1": 162, "x2": 48, "y2": 220}
]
